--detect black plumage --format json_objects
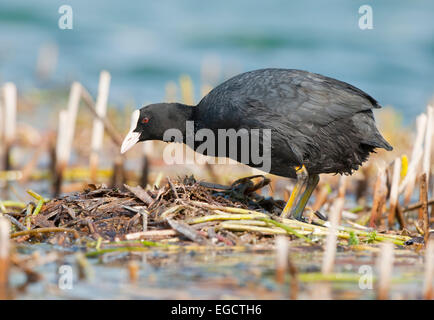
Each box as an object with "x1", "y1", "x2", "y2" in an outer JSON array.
[
  {"x1": 193, "y1": 68, "x2": 392, "y2": 178},
  {"x1": 121, "y1": 68, "x2": 393, "y2": 220}
]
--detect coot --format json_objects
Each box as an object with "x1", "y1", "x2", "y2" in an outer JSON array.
[{"x1": 121, "y1": 68, "x2": 392, "y2": 220}]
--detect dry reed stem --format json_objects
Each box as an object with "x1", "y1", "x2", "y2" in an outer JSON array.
[
  {"x1": 54, "y1": 82, "x2": 81, "y2": 196},
  {"x1": 423, "y1": 240, "x2": 434, "y2": 300},
  {"x1": 370, "y1": 166, "x2": 387, "y2": 228},
  {"x1": 321, "y1": 198, "x2": 344, "y2": 274},
  {"x1": 423, "y1": 105, "x2": 433, "y2": 186},
  {"x1": 388, "y1": 157, "x2": 401, "y2": 229},
  {"x1": 403, "y1": 198, "x2": 434, "y2": 212},
  {"x1": 2, "y1": 83, "x2": 17, "y2": 170},
  {"x1": 81, "y1": 85, "x2": 124, "y2": 147},
  {"x1": 418, "y1": 173, "x2": 429, "y2": 244},
  {"x1": 0, "y1": 217, "x2": 10, "y2": 299},
  {"x1": 275, "y1": 236, "x2": 289, "y2": 284},
  {"x1": 401, "y1": 113, "x2": 427, "y2": 203},
  {"x1": 10, "y1": 227, "x2": 79, "y2": 239},
  {"x1": 90, "y1": 70, "x2": 111, "y2": 182},
  {"x1": 2, "y1": 83, "x2": 17, "y2": 146},
  {"x1": 64, "y1": 82, "x2": 81, "y2": 164},
  {"x1": 377, "y1": 242, "x2": 394, "y2": 300},
  {"x1": 125, "y1": 229, "x2": 178, "y2": 241}
]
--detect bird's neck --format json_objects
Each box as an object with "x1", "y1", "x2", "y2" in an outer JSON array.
[{"x1": 168, "y1": 102, "x2": 196, "y2": 137}]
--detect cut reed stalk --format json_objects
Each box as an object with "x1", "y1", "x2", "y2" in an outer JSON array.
[
  {"x1": 81, "y1": 85, "x2": 124, "y2": 147},
  {"x1": 2, "y1": 83, "x2": 17, "y2": 171},
  {"x1": 370, "y1": 166, "x2": 387, "y2": 228},
  {"x1": 376, "y1": 242, "x2": 394, "y2": 300},
  {"x1": 322, "y1": 198, "x2": 344, "y2": 274},
  {"x1": 53, "y1": 110, "x2": 69, "y2": 195},
  {"x1": 401, "y1": 113, "x2": 427, "y2": 204},
  {"x1": 64, "y1": 82, "x2": 81, "y2": 163},
  {"x1": 90, "y1": 71, "x2": 111, "y2": 183},
  {"x1": 111, "y1": 155, "x2": 125, "y2": 188},
  {"x1": 54, "y1": 83, "x2": 81, "y2": 196},
  {"x1": 388, "y1": 157, "x2": 402, "y2": 229},
  {"x1": 0, "y1": 217, "x2": 10, "y2": 299},
  {"x1": 423, "y1": 240, "x2": 434, "y2": 300},
  {"x1": 275, "y1": 236, "x2": 289, "y2": 284},
  {"x1": 423, "y1": 105, "x2": 433, "y2": 187},
  {"x1": 419, "y1": 173, "x2": 429, "y2": 244}
]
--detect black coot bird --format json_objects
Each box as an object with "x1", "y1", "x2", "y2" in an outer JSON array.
[{"x1": 121, "y1": 68, "x2": 392, "y2": 221}]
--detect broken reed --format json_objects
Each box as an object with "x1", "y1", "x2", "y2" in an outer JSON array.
[
  {"x1": 90, "y1": 71, "x2": 111, "y2": 183},
  {"x1": 370, "y1": 166, "x2": 387, "y2": 228},
  {"x1": 377, "y1": 242, "x2": 394, "y2": 300},
  {"x1": 54, "y1": 82, "x2": 81, "y2": 196},
  {"x1": 51, "y1": 71, "x2": 128, "y2": 195},
  {"x1": 423, "y1": 239, "x2": 434, "y2": 300},
  {"x1": 1, "y1": 83, "x2": 17, "y2": 171},
  {"x1": 321, "y1": 198, "x2": 344, "y2": 274},
  {"x1": 0, "y1": 217, "x2": 10, "y2": 299},
  {"x1": 370, "y1": 104, "x2": 433, "y2": 232},
  {"x1": 419, "y1": 173, "x2": 429, "y2": 245},
  {"x1": 388, "y1": 157, "x2": 401, "y2": 228},
  {"x1": 275, "y1": 236, "x2": 289, "y2": 284},
  {"x1": 401, "y1": 113, "x2": 426, "y2": 205}
]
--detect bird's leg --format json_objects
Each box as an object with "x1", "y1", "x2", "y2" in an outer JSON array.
[
  {"x1": 281, "y1": 165, "x2": 309, "y2": 219},
  {"x1": 292, "y1": 174, "x2": 320, "y2": 221}
]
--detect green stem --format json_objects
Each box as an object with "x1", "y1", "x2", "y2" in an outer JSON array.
[{"x1": 260, "y1": 217, "x2": 313, "y2": 243}]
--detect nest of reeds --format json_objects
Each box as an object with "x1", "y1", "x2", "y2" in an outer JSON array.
[{"x1": 7, "y1": 175, "x2": 413, "y2": 250}]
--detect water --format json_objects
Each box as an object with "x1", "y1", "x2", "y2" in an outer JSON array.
[
  {"x1": 12, "y1": 244, "x2": 425, "y2": 299},
  {"x1": 0, "y1": 0, "x2": 433, "y2": 120}
]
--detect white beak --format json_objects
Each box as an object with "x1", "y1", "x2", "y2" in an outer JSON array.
[
  {"x1": 121, "y1": 131, "x2": 140, "y2": 154},
  {"x1": 120, "y1": 110, "x2": 141, "y2": 154}
]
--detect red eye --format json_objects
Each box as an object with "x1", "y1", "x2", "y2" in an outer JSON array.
[{"x1": 142, "y1": 117, "x2": 149, "y2": 124}]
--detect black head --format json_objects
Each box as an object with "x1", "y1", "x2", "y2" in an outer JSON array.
[{"x1": 121, "y1": 102, "x2": 193, "y2": 154}]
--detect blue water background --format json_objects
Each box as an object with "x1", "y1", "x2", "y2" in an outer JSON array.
[{"x1": 0, "y1": 0, "x2": 433, "y2": 121}]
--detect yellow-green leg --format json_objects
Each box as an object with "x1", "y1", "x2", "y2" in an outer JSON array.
[
  {"x1": 292, "y1": 174, "x2": 320, "y2": 220},
  {"x1": 281, "y1": 165, "x2": 320, "y2": 221},
  {"x1": 281, "y1": 165, "x2": 309, "y2": 219}
]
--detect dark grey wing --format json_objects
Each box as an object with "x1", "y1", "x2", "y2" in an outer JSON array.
[
  {"x1": 196, "y1": 69, "x2": 388, "y2": 164},
  {"x1": 232, "y1": 69, "x2": 387, "y2": 162},
  {"x1": 239, "y1": 69, "x2": 380, "y2": 126}
]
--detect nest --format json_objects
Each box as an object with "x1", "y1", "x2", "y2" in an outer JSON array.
[
  {"x1": 8, "y1": 175, "x2": 412, "y2": 249},
  {"x1": 11, "y1": 176, "x2": 287, "y2": 244}
]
